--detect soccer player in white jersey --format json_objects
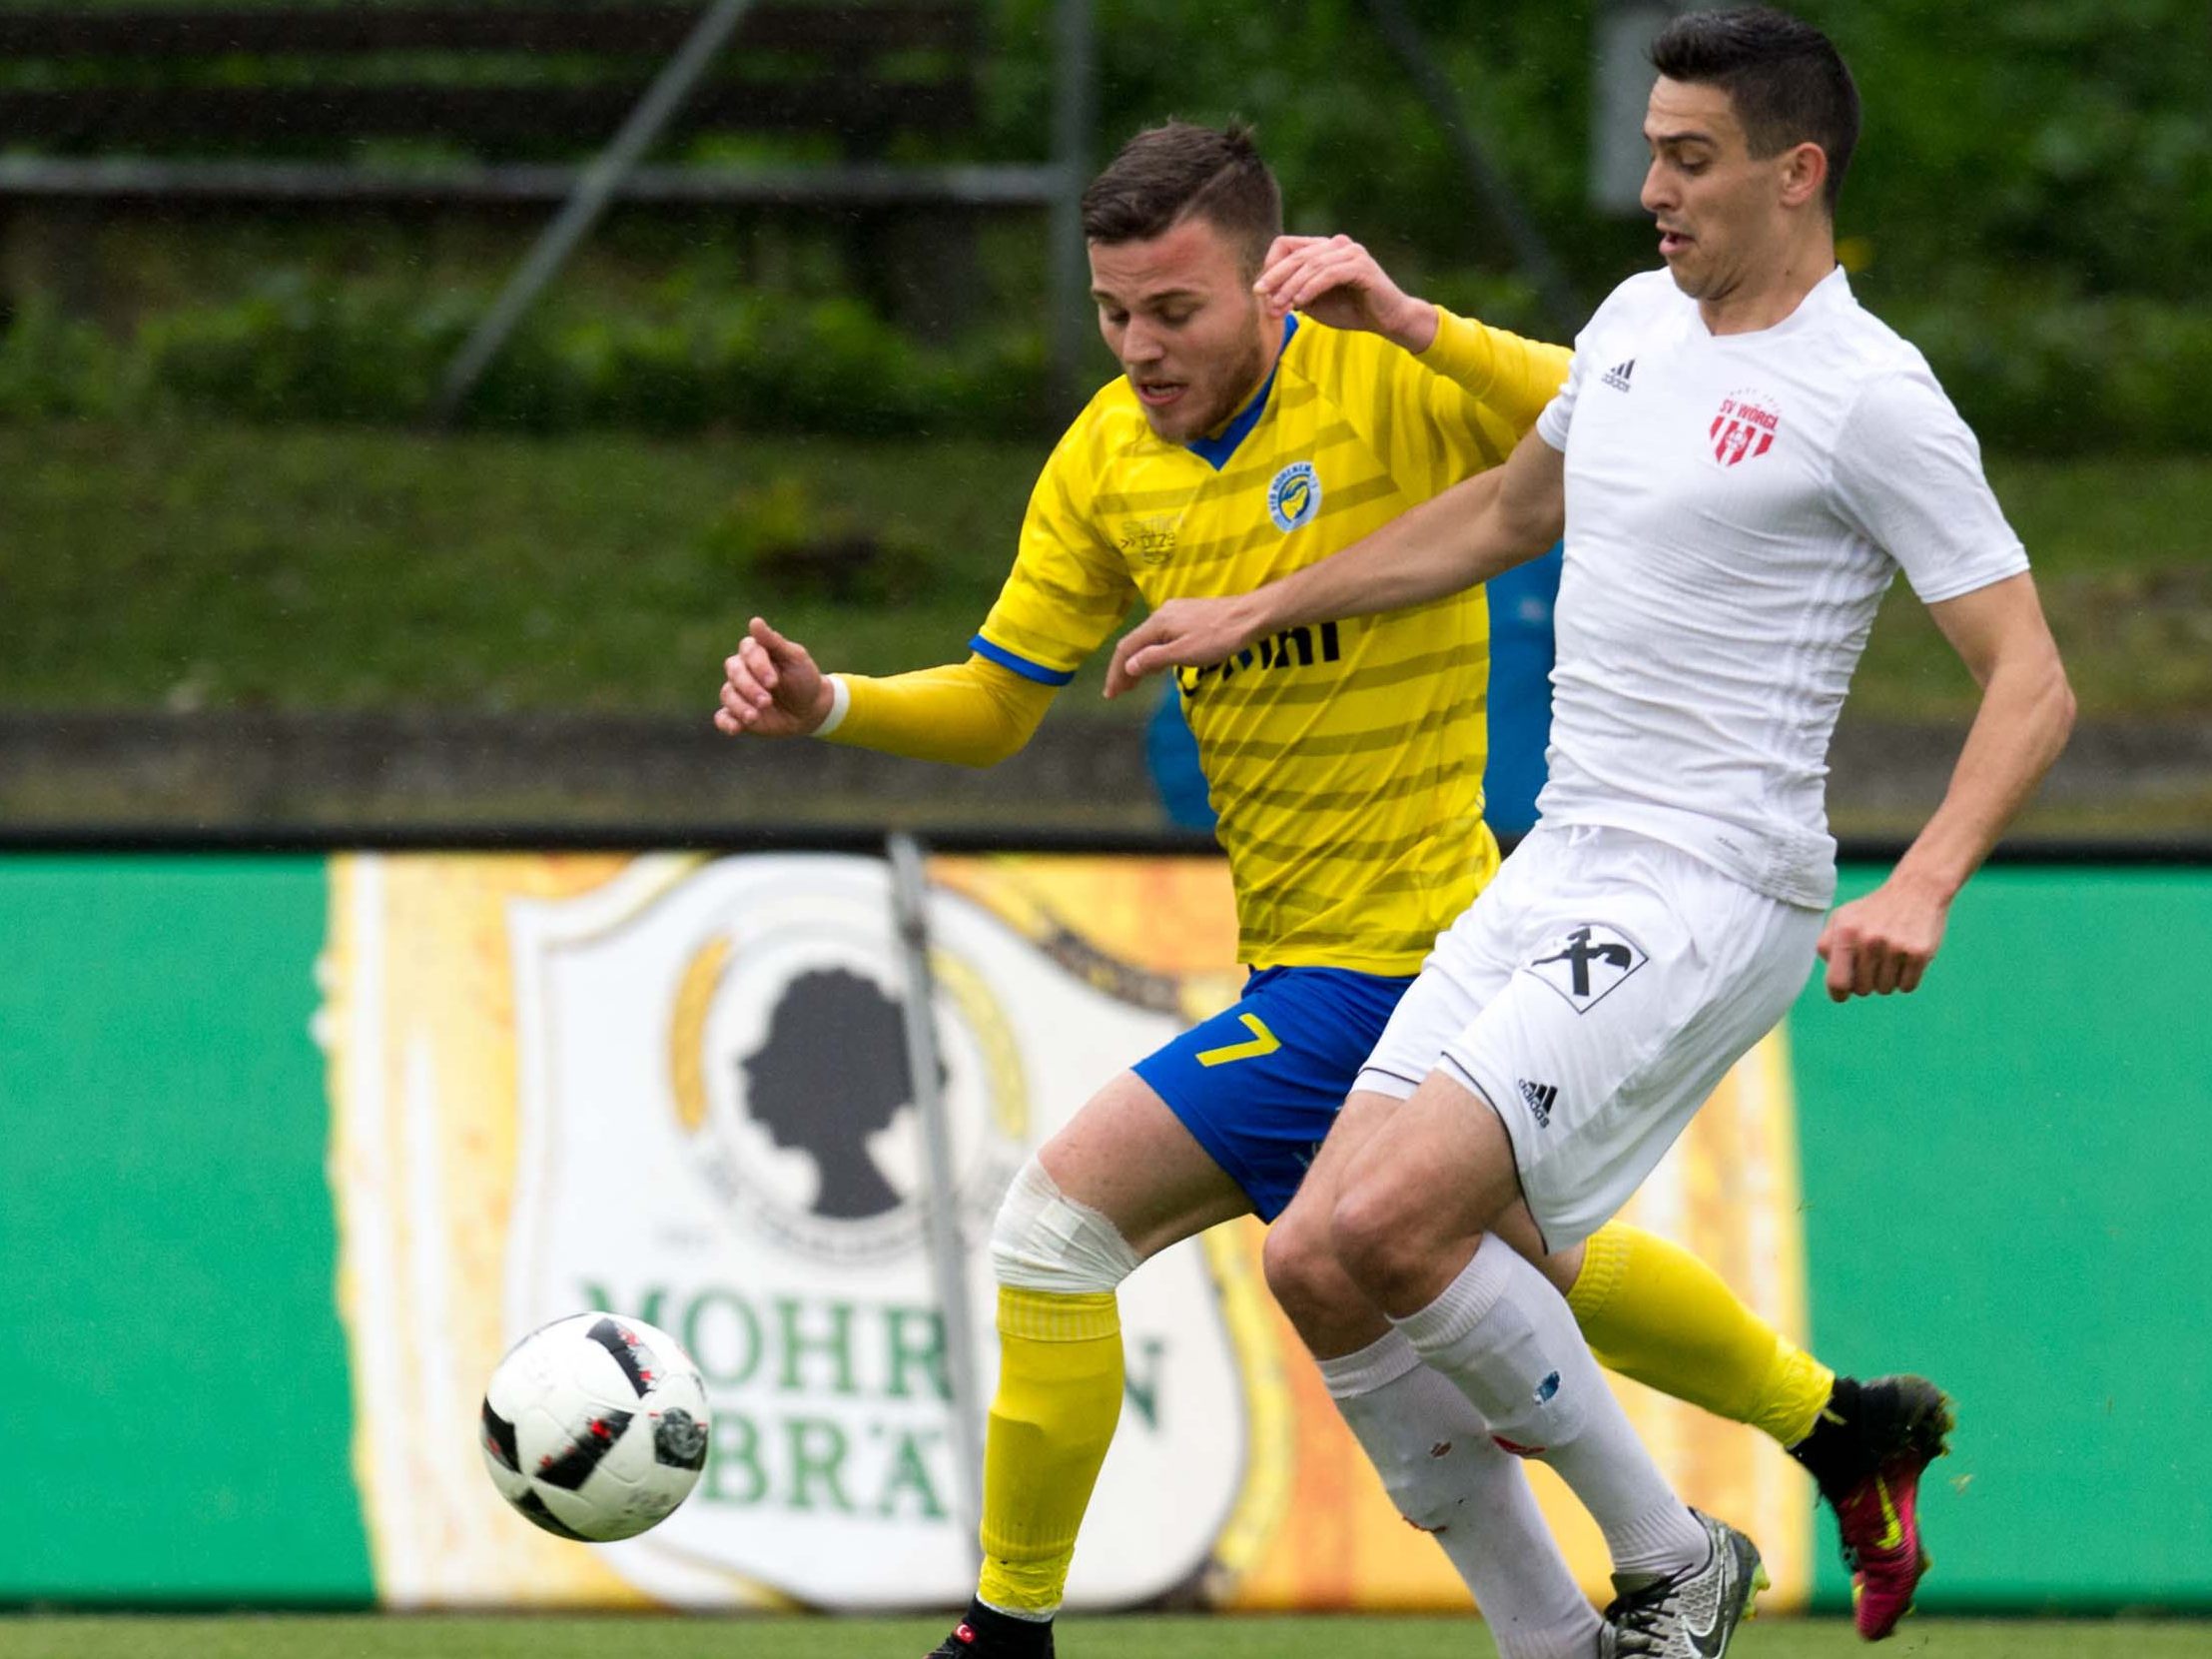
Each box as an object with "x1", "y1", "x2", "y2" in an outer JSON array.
[{"x1": 1107, "y1": 9, "x2": 2076, "y2": 1653}]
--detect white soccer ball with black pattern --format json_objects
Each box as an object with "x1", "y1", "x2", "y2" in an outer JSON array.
[{"x1": 478, "y1": 1311, "x2": 712, "y2": 1542}]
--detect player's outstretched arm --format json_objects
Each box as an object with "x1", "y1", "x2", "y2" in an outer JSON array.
[
  {"x1": 717, "y1": 616, "x2": 833, "y2": 737},
  {"x1": 1105, "y1": 425, "x2": 1564, "y2": 697},
  {"x1": 715, "y1": 616, "x2": 1058, "y2": 767},
  {"x1": 1817, "y1": 572, "x2": 2075, "y2": 1001}
]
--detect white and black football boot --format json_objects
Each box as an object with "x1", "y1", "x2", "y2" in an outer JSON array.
[{"x1": 1603, "y1": 1509, "x2": 1768, "y2": 1658}]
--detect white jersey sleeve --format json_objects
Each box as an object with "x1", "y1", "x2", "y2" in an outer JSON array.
[
  {"x1": 1539, "y1": 274, "x2": 1662, "y2": 452},
  {"x1": 1830, "y1": 369, "x2": 2029, "y2": 604},
  {"x1": 1535, "y1": 316, "x2": 1601, "y2": 451}
]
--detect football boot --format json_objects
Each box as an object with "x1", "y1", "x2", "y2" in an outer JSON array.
[
  {"x1": 925, "y1": 1601, "x2": 1055, "y2": 1659},
  {"x1": 1802, "y1": 1375, "x2": 1954, "y2": 1640},
  {"x1": 1603, "y1": 1509, "x2": 1767, "y2": 1658}
]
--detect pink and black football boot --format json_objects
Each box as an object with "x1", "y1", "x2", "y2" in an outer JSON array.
[{"x1": 1790, "y1": 1374, "x2": 1954, "y2": 1640}]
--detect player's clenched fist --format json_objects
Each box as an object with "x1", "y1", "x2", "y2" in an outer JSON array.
[
  {"x1": 1254, "y1": 234, "x2": 1438, "y2": 355},
  {"x1": 1815, "y1": 873, "x2": 1951, "y2": 1002},
  {"x1": 715, "y1": 616, "x2": 834, "y2": 738}
]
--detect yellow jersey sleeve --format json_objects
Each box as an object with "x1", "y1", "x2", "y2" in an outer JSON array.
[
  {"x1": 824, "y1": 655, "x2": 1057, "y2": 768},
  {"x1": 1418, "y1": 306, "x2": 1573, "y2": 430},
  {"x1": 970, "y1": 415, "x2": 1138, "y2": 685},
  {"x1": 1389, "y1": 306, "x2": 1574, "y2": 498}
]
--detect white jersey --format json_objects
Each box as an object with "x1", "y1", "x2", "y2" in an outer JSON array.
[{"x1": 1532, "y1": 266, "x2": 2029, "y2": 909}]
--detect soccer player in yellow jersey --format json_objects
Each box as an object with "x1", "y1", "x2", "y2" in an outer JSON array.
[{"x1": 717, "y1": 124, "x2": 1931, "y2": 1658}]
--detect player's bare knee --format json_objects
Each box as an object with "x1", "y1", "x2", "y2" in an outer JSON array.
[
  {"x1": 1260, "y1": 1208, "x2": 1336, "y2": 1322},
  {"x1": 1327, "y1": 1180, "x2": 1432, "y2": 1307},
  {"x1": 988, "y1": 1156, "x2": 1142, "y2": 1296}
]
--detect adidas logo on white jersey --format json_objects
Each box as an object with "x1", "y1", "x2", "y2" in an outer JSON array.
[{"x1": 1602, "y1": 359, "x2": 1635, "y2": 393}]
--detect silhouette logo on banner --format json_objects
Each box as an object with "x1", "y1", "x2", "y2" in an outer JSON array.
[
  {"x1": 486, "y1": 853, "x2": 1258, "y2": 1612},
  {"x1": 741, "y1": 969, "x2": 941, "y2": 1223},
  {"x1": 664, "y1": 882, "x2": 1029, "y2": 1266}
]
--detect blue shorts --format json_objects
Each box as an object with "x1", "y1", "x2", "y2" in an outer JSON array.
[{"x1": 1131, "y1": 966, "x2": 1415, "y2": 1223}]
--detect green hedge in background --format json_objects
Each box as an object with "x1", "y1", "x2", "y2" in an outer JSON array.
[
  {"x1": 1, "y1": 0, "x2": 2205, "y2": 446},
  {"x1": 995, "y1": 0, "x2": 2212, "y2": 312},
  {"x1": 8, "y1": 272, "x2": 2208, "y2": 451},
  {"x1": 0, "y1": 279, "x2": 1051, "y2": 437}
]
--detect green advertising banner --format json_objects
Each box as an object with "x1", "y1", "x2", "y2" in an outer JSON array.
[
  {"x1": 1, "y1": 851, "x2": 2206, "y2": 1613},
  {"x1": 0, "y1": 856, "x2": 371, "y2": 1602},
  {"x1": 1792, "y1": 865, "x2": 2212, "y2": 1611}
]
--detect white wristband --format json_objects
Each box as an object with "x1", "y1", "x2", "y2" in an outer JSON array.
[{"x1": 813, "y1": 674, "x2": 852, "y2": 737}]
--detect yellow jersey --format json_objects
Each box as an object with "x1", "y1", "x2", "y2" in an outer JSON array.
[{"x1": 971, "y1": 310, "x2": 1571, "y2": 975}]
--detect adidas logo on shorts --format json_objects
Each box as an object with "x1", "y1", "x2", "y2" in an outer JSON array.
[{"x1": 1518, "y1": 1078, "x2": 1559, "y2": 1127}]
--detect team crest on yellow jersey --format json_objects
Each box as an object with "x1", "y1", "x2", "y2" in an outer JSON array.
[{"x1": 1266, "y1": 461, "x2": 1320, "y2": 532}]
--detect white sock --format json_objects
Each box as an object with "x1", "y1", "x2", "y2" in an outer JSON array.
[
  {"x1": 1395, "y1": 1235, "x2": 1708, "y2": 1582},
  {"x1": 1318, "y1": 1329, "x2": 1602, "y2": 1659}
]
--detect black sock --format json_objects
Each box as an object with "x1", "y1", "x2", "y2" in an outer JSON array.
[
  {"x1": 1787, "y1": 1375, "x2": 1868, "y2": 1493},
  {"x1": 950, "y1": 1599, "x2": 1055, "y2": 1657}
]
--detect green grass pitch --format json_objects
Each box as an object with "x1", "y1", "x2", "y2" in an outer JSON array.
[{"x1": 4, "y1": 1615, "x2": 2205, "y2": 1659}]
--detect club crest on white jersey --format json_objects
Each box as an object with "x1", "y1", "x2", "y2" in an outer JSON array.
[{"x1": 1710, "y1": 388, "x2": 1781, "y2": 467}]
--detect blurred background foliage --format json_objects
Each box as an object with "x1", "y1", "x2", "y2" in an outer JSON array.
[
  {"x1": 1, "y1": 0, "x2": 2206, "y2": 450},
  {"x1": 2, "y1": 0, "x2": 2207, "y2": 729}
]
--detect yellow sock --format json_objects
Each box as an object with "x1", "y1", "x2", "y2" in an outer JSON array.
[
  {"x1": 1568, "y1": 1222, "x2": 1836, "y2": 1447},
  {"x1": 975, "y1": 1285, "x2": 1123, "y2": 1617}
]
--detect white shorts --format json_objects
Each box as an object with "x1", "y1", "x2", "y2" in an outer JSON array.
[{"x1": 1355, "y1": 823, "x2": 1823, "y2": 1250}]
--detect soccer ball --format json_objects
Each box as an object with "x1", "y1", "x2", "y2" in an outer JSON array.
[{"x1": 479, "y1": 1311, "x2": 712, "y2": 1542}]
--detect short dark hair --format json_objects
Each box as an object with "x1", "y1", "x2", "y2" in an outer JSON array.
[
  {"x1": 1651, "y1": 6, "x2": 1860, "y2": 213},
  {"x1": 1081, "y1": 122, "x2": 1283, "y2": 276}
]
